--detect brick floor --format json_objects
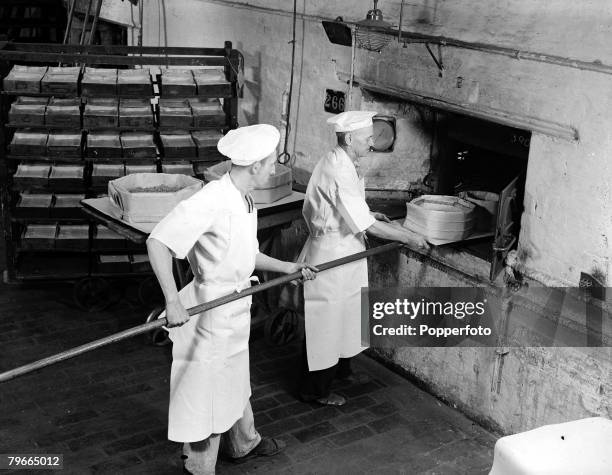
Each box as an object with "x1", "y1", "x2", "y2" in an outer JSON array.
[{"x1": 0, "y1": 282, "x2": 497, "y2": 474}]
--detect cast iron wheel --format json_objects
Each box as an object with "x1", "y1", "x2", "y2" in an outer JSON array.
[
  {"x1": 264, "y1": 308, "x2": 301, "y2": 346},
  {"x1": 73, "y1": 277, "x2": 121, "y2": 312},
  {"x1": 145, "y1": 306, "x2": 171, "y2": 346}
]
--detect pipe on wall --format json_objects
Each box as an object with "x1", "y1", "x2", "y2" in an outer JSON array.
[{"x1": 199, "y1": 0, "x2": 612, "y2": 77}]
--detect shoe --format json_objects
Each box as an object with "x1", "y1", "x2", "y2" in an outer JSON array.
[
  {"x1": 315, "y1": 393, "x2": 346, "y2": 406},
  {"x1": 231, "y1": 437, "x2": 286, "y2": 464}
]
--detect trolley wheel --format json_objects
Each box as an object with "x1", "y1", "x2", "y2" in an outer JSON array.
[
  {"x1": 138, "y1": 275, "x2": 164, "y2": 307},
  {"x1": 73, "y1": 277, "x2": 121, "y2": 312},
  {"x1": 145, "y1": 306, "x2": 171, "y2": 346},
  {"x1": 264, "y1": 308, "x2": 301, "y2": 347}
]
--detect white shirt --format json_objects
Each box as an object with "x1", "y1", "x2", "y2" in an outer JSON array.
[
  {"x1": 302, "y1": 147, "x2": 375, "y2": 237},
  {"x1": 148, "y1": 173, "x2": 259, "y2": 279}
]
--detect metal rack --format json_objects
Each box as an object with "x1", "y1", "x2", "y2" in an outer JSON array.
[{"x1": 0, "y1": 42, "x2": 242, "y2": 289}]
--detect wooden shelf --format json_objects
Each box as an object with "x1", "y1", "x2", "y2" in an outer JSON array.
[{"x1": 1, "y1": 42, "x2": 241, "y2": 282}]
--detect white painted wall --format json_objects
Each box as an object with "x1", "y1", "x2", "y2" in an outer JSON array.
[{"x1": 132, "y1": 0, "x2": 612, "y2": 433}]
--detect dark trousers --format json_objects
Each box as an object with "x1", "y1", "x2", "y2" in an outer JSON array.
[{"x1": 299, "y1": 340, "x2": 352, "y2": 400}]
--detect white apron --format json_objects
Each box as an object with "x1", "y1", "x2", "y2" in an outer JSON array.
[
  {"x1": 164, "y1": 209, "x2": 257, "y2": 443},
  {"x1": 301, "y1": 231, "x2": 368, "y2": 371}
]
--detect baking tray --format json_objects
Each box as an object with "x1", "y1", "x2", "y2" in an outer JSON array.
[
  {"x1": 47, "y1": 131, "x2": 83, "y2": 158},
  {"x1": 87, "y1": 131, "x2": 122, "y2": 159},
  {"x1": 92, "y1": 164, "x2": 125, "y2": 187},
  {"x1": 162, "y1": 164, "x2": 195, "y2": 176},
  {"x1": 9, "y1": 102, "x2": 47, "y2": 126},
  {"x1": 45, "y1": 98, "x2": 81, "y2": 127},
  {"x1": 158, "y1": 98, "x2": 192, "y2": 127},
  {"x1": 22, "y1": 224, "x2": 57, "y2": 250},
  {"x1": 13, "y1": 164, "x2": 51, "y2": 188},
  {"x1": 83, "y1": 98, "x2": 119, "y2": 128},
  {"x1": 50, "y1": 194, "x2": 86, "y2": 219},
  {"x1": 14, "y1": 193, "x2": 53, "y2": 219},
  {"x1": 96, "y1": 254, "x2": 131, "y2": 274},
  {"x1": 124, "y1": 164, "x2": 158, "y2": 175},
  {"x1": 81, "y1": 67, "x2": 118, "y2": 96},
  {"x1": 159, "y1": 69, "x2": 196, "y2": 97},
  {"x1": 93, "y1": 225, "x2": 126, "y2": 250},
  {"x1": 121, "y1": 132, "x2": 157, "y2": 159},
  {"x1": 55, "y1": 224, "x2": 90, "y2": 251},
  {"x1": 3, "y1": 65, "x2": 48, "y2": 93},
  {"x1": 160, "y1": 132, "x2": 196, "y2": 158},
  {"x1": 191, "y1": 130, "x2": 224, "y2": 160},
  {"x1": 117, "y1": 68, "x2": 152, "y2": 96},
  {"x1": 189, "y1": 98, "x2": 225, "y2": 127},
  {"x1": 119, "y1": 98, "x2": 154, "y2": 127},
  {"x1": 41, "y1": 67, "x2": 80, "y2": 95},
  {"x1": 10, "y1": 131, "x2": 49, "y2": 156},
  {"x1": 48, "y1": 165, "x2": 85, "y2": 190},
  {"x1": 194, "y1": 69, "x2": 231, "y2": 98}
]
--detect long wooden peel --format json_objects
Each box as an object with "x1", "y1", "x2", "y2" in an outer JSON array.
[{"x1": 0, "y1": 242, "x2": 402, "y2": 383}]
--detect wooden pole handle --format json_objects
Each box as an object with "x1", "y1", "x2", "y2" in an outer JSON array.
[{"x1": 0, "y1": 242, "x2": 402, "y2": 383}]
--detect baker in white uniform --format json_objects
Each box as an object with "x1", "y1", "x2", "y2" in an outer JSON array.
[
  {"x1": 299, "y1": 111, "x2": 429, "y2": 406},
  {"x1": 147, "y1": 124, "x2": 317, "y2": 475}
]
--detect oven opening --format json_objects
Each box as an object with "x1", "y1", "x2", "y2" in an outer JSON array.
[{"x1": 431, "y1": 113, "x2": 530, "y2": 275}]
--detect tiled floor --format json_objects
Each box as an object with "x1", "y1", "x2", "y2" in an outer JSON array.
[{"x1": 0, "y1": 281, "x2": 497, "y2": 474}]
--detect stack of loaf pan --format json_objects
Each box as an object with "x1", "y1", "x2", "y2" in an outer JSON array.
[
  {"x1": 3, "y1": 65, "x2": 48, "y2": 93},
  {"x1": 84, "y1": 98, "x2": 119, "y2": 128},
  {"x1": 81, "y1": 67, "x2": 118, "y2": 96},
  {"x1": 9, "y1": 97, "x2": 48, "y2": 126},
  {"x1": 193, "y1": 69, "x2": 231, "y2": 97},
  {"x1": 117, "y1": 69, "x2": 152, "y2": 96},
  {"x1": 45, "y1": 98, "x2": 81, "y2": 127},
  {"x1": 159, "y1": 68, "x2": 196, "y2": 96},
  {"x1": 41, "y1": 67, "x2": 80, "y2": 95}
]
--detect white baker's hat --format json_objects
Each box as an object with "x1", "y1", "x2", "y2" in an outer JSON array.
[
  {"x1": 327, "y1": 110, "x2": 377, "y2": 133},
  {"x1": 217, "y1": 124, "x2": 280, "y2": 166}
]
